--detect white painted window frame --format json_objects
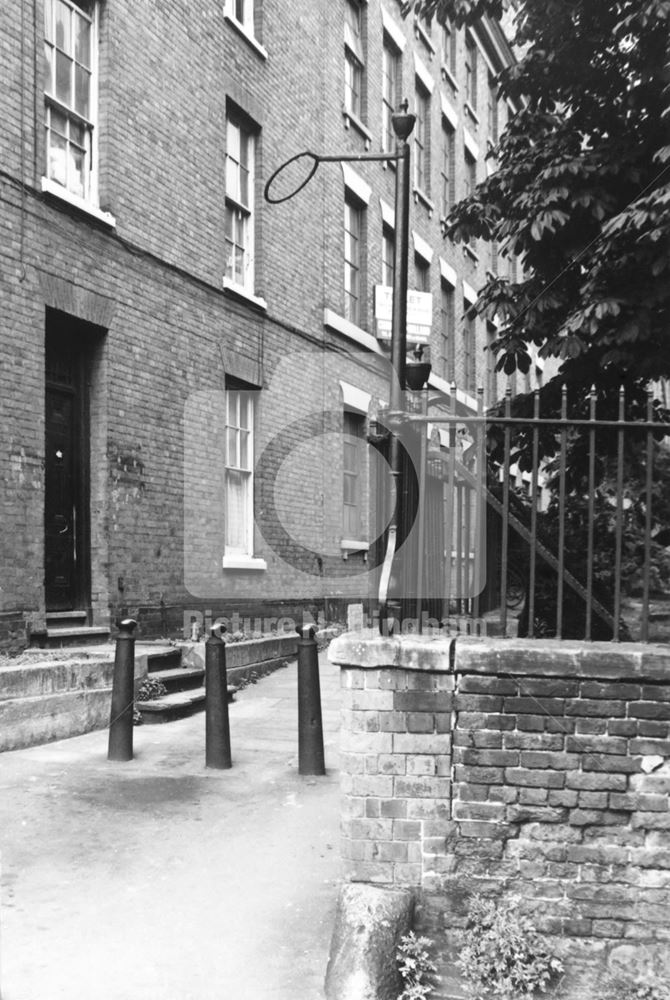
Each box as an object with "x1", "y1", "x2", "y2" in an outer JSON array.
[
  {"x1": 225, "y1": 114, "x2": 256, "y2": 294},
  {"x1": 223, "y1": 387, "x2": 266, "y2": 570},
  {"x1": 43, "y1": 0, "x2": 100, "y2": 208}
]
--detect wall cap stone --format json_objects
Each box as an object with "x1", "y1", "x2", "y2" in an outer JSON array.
[
  {"x1": 455, "y1": 637, "x2": 670, "y2": 681},
  {"x1": 329, "y1": 632, "x2": 670, "y2": 681},
  {"x1": 328, "y1": 630, "x2": 454, "y2": 672}
]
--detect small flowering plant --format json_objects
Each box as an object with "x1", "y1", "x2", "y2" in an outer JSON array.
[{"x1": 397, "y1": 931, "x2": 438, "y2": 1000}]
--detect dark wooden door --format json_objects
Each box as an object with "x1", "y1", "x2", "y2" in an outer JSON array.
[{"x1": 45, "y1": 326, "x2": 88, "y2": 612}]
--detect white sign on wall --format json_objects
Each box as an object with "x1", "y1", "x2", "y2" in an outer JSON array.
[{"x1": 374, "y1": 285, "x2": 433, "y2": 345}]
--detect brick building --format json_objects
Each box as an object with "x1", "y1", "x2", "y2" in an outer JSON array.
[{"x1": 0, "y1": 0, "x2": 518, "y2": 652}]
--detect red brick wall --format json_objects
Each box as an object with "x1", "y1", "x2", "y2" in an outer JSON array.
[{"x1": 331, "y1": 634, "x2": 670, "y2": 997}]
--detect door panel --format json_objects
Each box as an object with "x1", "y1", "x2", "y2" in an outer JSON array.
[{"x1": 45, "y1": 386, "x2": 79, "y2": 610}]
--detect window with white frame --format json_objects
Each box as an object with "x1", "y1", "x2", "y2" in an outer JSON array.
[
  {"x1": 382, "y1": 38, "x2": 401, "y2": 154},
  {"x1": 44, "y1": 0, "x2": 97, "y2": 203},
  {"x1": 465, "y1": 33, "x2": 478, "y2": 111},
  {"x1": 344, "y1": 0, "x2": 366, "y2": 122},
  {"x1": 344, "y1": 195, "x2": 364, "y2": 325},
  {"x1": 414, "y1": 82, "x2": 430, "y2": 194},
  {"x1": 224, "y1": 387, "x2": 255, "y2": 557},
  {"x1": 440, "y1": 118, "x2": 454, "y2": 218},
  {"x1": 225, "y1": 111, "x2": 256, "y2": 292},
  {"x1": 225, "y1": 0, "x2": 255, "y2": 35},
  {"x1": 343, "y1": 410, "x2": 365, "y2": 540}
]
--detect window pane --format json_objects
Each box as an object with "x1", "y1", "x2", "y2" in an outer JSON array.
[
  {"x1": 50, "y1": 107, "x2": 68, "y2": 136},
  {"x1": 74, "y1": 14, "x2": 90, "y2": 66},
  {"x1": 55, "y1": 50, "x2": 72, "y2": 104},
  {"x1": 239, "y1": 161, "x2": 249, "y2": 207},
  {"x1": 45, "y1": 0, "x2": 55, "y2": 43},
  {"x1": 48, "y1": 131, "x2": 68, "y2": 185},
  {"x1": 44, "y1": 43, "x2": 54, "y2": 93},
  {"x1": 226, "y1": 426, "x2": 238, "y2": 466},
  {"x1": 226, "y1": 390, "x2": 237, "y2": 426},
  {"x1": 239, "y1": 394, "x2": 250, "y2": 429},
  {"x1": 55, "y1": 0, "x2": 71, "y2": 51},
  {"x1": 69, "y1": 145, "x2": 86, "y2": 197},
  {"x1": 239, "y1": 429, "x2": 249, "y2": 469},
  {"x1": 225, "y1": 469, "x2": 249, "y2": 551},
  {"x1": 74, "y1": 65, "x2": 90, "y2": 117}
]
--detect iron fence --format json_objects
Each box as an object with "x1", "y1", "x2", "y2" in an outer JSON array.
[{"x1": 379, "y1": 384, "x2": 670, "y2": 643}]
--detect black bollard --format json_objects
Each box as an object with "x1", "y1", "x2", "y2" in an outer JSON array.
[
  {"x1": 205, "y1": 624, "x2": 232, "y2": 769},
  {"x1": 108, "y1": 618, "x2": 137, "y2": 762},
  {"x1": 296, "y1": 625, "x2": 325, "y2": 776}
]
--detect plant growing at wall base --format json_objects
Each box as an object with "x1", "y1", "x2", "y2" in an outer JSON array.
[
  {"x1": 136, "y1": 676, "x2": 168, "y2": 701},
  {"x1": 397, "y1": 931, "x2": 437, "y2": 1000},
  {"x1": 456, "y1": 896, "x2": 563, "y2": 1000}
]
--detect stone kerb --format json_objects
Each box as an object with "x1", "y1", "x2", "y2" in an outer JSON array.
[{"x1": 330, "y1": 632, "x2": 670, "y2": 998}]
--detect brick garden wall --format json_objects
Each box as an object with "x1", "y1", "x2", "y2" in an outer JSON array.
[{"x1": 329, "y1": 633, "x2": 670, "y2": 998}]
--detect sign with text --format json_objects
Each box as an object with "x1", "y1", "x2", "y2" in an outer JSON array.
[{"x1": 374, "y1": 285, "x2": 433, "y2": 345}]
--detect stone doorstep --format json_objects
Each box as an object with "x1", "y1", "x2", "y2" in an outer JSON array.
[{"x1": 44, "y1": 625, "x2": 111, "y2": 646}]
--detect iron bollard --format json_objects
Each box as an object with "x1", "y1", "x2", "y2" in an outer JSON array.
[
  {"x1": 108, "y1": 618, "x2": 137, "y2": 762},
  {"x1": 205, "y1": 624, "x2": 232, "y2": 770},
  {"x1": 296, "y1": 625, "x2": 325, "y2": 776}
]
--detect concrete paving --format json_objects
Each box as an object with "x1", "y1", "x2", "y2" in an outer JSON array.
[{"x1": 0, "y1": 651, "x2": 342, "y2": 1000}]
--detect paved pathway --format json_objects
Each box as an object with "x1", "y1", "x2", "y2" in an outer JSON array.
[{"x1": 0, "y1": 651, "x2": 341, "y2": 1000}]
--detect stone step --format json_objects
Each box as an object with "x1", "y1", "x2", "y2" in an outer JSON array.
[
  {"x1": 136, "y1": 684, "x2": 237, "y2": 724},
  {"x1": 148, "y1": 666, "x2": 205, "y2": 692},
  {"x1": 135, "y1": 644, "x2": 183, "y2": 674},
  {"x1": 136, "y1": 687, "x2": 206, "y2": 724}
]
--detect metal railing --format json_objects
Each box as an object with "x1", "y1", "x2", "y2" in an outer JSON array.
[{"x1": 385, "y1": 384, "x2": 670, "y2": 643}]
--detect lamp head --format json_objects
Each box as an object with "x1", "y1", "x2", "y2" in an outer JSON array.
[{"x1": 391, "y1": 100, "x2": 416, "y2": 142}]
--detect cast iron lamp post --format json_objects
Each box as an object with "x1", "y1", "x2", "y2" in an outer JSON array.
[{"x1": 264, "y1": 102, "x2": 425, "y2": 635}]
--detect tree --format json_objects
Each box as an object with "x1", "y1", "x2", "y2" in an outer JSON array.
[{"x1": 405, "y1": 0, "x2": 670, "y2": 407}]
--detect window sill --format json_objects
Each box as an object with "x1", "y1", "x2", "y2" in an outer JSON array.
[
  {"x1": 413, "y1": 186, "x2": 434, "y2": 215},
  {"x1": 464, "y1": 101, "x2": 480, "y2": 125},
  {"x1": 324, "y1": 309, "x2": 382, "y2": 355},
  {"x1": 41, "y1": 177, "x2": 116, "y2": 228},
  {"x1": 222, "y1": 277, "x2": 267, "y2": 312},
  {"x1": 222, "y1": 554, "x2": 267, "y2": 571},
  {"x1": 342, "y1": 109, "x2": 372, "y2": 149},
  {"x1": 441, "y1": 65, "x2": 459, "y2": 91},
  {"x1": 223, "y1": 13, "x2": 268, "y2": 59},
  {"x1": 341, "y1": 539, "x2": 370, "y2": 561}
]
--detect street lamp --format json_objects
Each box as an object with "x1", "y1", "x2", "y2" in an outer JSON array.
[{"x1": 264, "y1": 102, "x2": 423, "y2": 636}]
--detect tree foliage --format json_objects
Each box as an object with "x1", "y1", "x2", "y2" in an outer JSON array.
[{"x1": 404, "y1": 0, "x2": 670, "y2": 405}]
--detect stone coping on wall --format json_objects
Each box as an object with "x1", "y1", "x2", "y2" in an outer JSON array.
[
  {"x1": 328, "y1": 629, "x2": 454, "y2": 672},
  {"x1": 329, "y1": 632, "x2": 670, "y2": 680}
]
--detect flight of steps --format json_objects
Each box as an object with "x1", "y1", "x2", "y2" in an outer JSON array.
[{"x1": 134, "y1": 645, "x2": 237, "y2": 724}]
